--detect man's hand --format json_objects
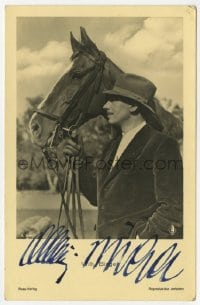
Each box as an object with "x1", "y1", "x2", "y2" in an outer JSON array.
[{"x1": 57, "y1": 137, "x2": 81, "y2": 157}]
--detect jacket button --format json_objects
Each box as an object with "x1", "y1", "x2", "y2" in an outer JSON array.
[{"x1": 169, "y1": 224, "x2": 176, "y2": 235}]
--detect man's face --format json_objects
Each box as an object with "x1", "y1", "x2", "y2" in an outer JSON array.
[{"x1": 103, "y1": 99, "x2": 134, "y2": 125}]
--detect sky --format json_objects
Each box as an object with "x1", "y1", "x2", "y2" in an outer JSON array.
[{"x1": 17, "y1": 17, "x2": 183, "y2": 116}]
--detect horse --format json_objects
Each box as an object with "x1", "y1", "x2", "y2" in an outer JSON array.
[
  {"x1": 29, "y1": 27, "x2": 183, "y2": 238},
  {"x1": 29, "y1": 27, "x2": 182, "y2": 149}
]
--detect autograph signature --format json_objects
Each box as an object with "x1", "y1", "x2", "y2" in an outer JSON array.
[
  {"x1": 19, "y1": 224, "x2": 78, "y2": 284},
  {"x1": 19, "y1": 227, "x2": 183, "y2": 286},
  {"x1": 83, "y1": 236, "x2": 183, "y2": 284}
]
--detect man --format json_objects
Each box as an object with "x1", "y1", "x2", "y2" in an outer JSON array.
[{"x1": 62, "y1": 73, "x2": 183, "y2": 239}]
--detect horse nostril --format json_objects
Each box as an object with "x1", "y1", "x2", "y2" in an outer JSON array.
[
  {"x1": 31, "y1": 122, "x2": 41, "y2": 135},
  {"x1": 32, "y1": 123, "x2": 39, "y2": 131}
]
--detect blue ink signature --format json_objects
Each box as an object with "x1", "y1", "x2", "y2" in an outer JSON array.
[
  {"x1": 83, "y1": 236, "x2": 183, "y2": 284},
  {"x1": 19, "y1": 225, "x2": 78, "y2": 284}
]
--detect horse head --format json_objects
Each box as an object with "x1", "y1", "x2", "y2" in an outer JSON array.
[{"x1": 29, "y1": 27, "x2": 122, "y2": 147}]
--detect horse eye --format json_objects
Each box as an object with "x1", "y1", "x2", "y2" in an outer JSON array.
[
  {"x1": 58, "y1": 96, "x2": 70, "y2": 106},
  {"x1": 61, "y1": 100, "x2": 70, "y2": 106}
]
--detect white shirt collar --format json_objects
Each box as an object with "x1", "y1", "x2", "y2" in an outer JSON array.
[
  {"x1": 121, "y1": 121, "x2": 146, "y2": 138},
  {"x1": 110, "y1": 121, "x2": 146, "y2": 171}
]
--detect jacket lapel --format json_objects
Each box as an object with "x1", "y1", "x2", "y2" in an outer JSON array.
[
  {"x1": 98, "y1": 134, "x2": 122, "y2": 184},
  {"x1": 100, "y1": 124, "x2": 152, "y2": 189}
]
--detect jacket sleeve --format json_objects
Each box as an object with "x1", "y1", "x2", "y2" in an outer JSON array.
[{"x1": 137, "y1": 136, "x2": 183, "y2": 239}]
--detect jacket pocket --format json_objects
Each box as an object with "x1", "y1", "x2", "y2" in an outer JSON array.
[{"x1": 128, "y1": 220, "x2": 147, "y2": 239}]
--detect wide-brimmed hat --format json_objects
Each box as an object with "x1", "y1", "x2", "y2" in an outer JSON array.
[{"x1": 103, "y1": 73, "x2": 163, "y2": 131}]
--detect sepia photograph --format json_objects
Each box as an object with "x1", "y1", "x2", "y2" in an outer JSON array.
[
  {"x1": 5, "y1": 5, "x2": 196, "y2": 301},
  {"x1": 17, "y1": 17, "x2": 183, "y2": 239}
]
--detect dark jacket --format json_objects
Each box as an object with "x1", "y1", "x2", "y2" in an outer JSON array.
[{"x1": 79, "y1": 124, "x2": 183, "y2": 239}]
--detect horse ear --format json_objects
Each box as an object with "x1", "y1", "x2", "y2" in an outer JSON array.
[
  {"x1": 80, "y1": 27, "x2": 98, "y2": 51},
  {"x1": 70, "y1": 32, "x2": 82, "y2": 53}
]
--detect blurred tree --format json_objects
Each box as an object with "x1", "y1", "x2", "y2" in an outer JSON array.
[{"x1": 157, "y1": 97, "x2": 183, "y2": 140}]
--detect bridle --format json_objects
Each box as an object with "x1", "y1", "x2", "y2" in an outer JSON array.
[{"x1": 33, "y1": 50, "x2": 107, "y2": 239}]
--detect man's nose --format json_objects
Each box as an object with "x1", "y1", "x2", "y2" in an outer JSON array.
[{"x1": 103, "y1": 101, "x2": 112, "y2": 110}]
